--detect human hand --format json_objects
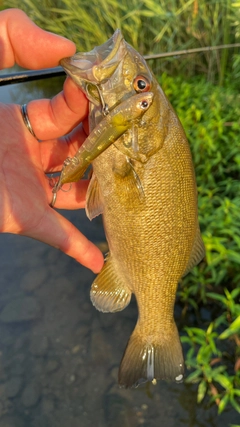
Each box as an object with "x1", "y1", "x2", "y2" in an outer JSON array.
[{"x1": 0, "y1": 8, "x2": 104, "y2": 273}]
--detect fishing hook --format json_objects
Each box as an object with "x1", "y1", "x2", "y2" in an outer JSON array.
[{"x1": 96, "y1": 85, "x2": 109, "y2": 116}]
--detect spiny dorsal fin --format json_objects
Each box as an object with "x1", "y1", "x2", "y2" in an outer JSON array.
[
  {"x1": 90, "y1": 256, "x2": 132, "y2": 313},
  {"x1": 183, "y1": 227, "x2": 205, "y2": 277},
  {"x1": 85, "y1": 173, "x2": 104, "y2": 220}
]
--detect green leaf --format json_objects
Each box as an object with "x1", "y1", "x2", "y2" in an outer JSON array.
[
  {"x1": 188, "y1": 298, "x2": 198, "y2": 310},
  {"x1": 219, "y1": 316, "x2": 240, "y2": 339},
  {"x1": 206, "y1": 322, "x2": 214, "y2": 335},
  {"x1": 185, "y1": 369, "x2": 202, "y2": 383},
  {"x1": 229, "y1": 395, "x2": 240, "y2": 413},
  {"x1": 233, "y1": 389, "x2": 240, "y2": 397},
  {"x1": 231, "y1": 288, "x2": 240, "y2": 300},
  {"x1": 208, "y1": 336, "x2": 219, "y2": 355},
  {"x1": 214, "y1": 374, "x2": 232, "y2": 390},
  {"x1": 218, "y1": 394, "x2": 229, "y2": 414},
  {"x1": 227, "y1": 250, "x2": 240, "y2": 264},
  {"x1": 206, "y1": 292, "x2": 227, "y2": 305},
  {"x1": 197, "y1": 380, "x2": 207, "y2": 403},
  {"x1": 214, "y1": 313, "x2": 228, "y2": 328},
  {"x1": 180, "y1": 336, "x2": 192, "y2": 344},
  {"x1": 186, "y1": 327, "x2": 206, "y2": 337}
]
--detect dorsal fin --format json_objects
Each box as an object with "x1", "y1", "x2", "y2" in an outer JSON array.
[{"x1": 183, "y1": 228, "x2": 205, "y2": 277}]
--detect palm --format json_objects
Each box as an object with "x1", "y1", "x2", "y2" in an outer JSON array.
[
  {"x1": 0, "y1": 103, "x2": 48, "y2": 234},
  {"x1": 0, "y1": 9, "x2": 104, "y2": 273}
]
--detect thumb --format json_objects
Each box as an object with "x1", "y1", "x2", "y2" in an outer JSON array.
[
  {"x1": 24, "y1": 207, "x2": 104, "y2": 273},
  {"x1": 0, "y1": 9, "x2": 76, "y2": 69}
]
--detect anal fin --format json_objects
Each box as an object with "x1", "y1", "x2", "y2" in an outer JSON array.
[{"x1": 90, "y1": 256, "x2": 132, "y2": 313}]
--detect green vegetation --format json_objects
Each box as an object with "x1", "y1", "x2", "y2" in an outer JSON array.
[
  {"x1": 4, "y1": 0, "x2": 240, "y2": 82},
  {"x1": 161, "y1": 73, "x2": 240, "y2": 415},
  {"x1": 2, "y1": 0, "x2": 240, "y2": 418}
]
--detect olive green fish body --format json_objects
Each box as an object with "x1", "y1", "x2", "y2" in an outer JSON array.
[
  {"x1": 89, "y1": 84, "x2": 200, "y2": 386},
  {"x1": 60, "y1": 31, "x2": 205, "y2": 387}
]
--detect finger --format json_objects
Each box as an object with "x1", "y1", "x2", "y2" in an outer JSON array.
[
  {"x1": 24, "y1": 206, "x2": 104, "y2": 273},
  {"x1": 40, "y1": 123, "x2": 87, "y2": 172},
  {"x1": 26, "y1": 78, "x2": 88, "y2": 140},
  {"x1": 0, "y1": 9, "x2": 76, "y2": 69}
]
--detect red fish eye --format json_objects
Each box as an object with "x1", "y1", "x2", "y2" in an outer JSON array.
[
  {"x1": 140, "y1": 100, "x2": 149, "y2": 109},
  {"x1": 133, "y1": 76, "x2": 151, "y2": 92}
]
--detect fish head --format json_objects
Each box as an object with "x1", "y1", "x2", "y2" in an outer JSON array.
[
  {"x1": 60, "y1": 29, "x2": 156, "y2": 111},
  {"x1": 61, "y1": 31, "x2": 168, "y2": 161},
  {"x1": 60, "y1": 29, "x2": 126, "y2": 107}
]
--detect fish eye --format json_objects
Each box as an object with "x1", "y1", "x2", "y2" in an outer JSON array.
[
  {"x1": 133, "y1": 76, "x2": 151, "y2": 93},
  {"x1": 140, "y1": 100, "x2": 149, "y2": 109}
]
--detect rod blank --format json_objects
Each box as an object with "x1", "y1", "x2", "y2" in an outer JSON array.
[
  {"x1": 0, "y1": 43, "x2": 239, "y2": 86},
  {"x1": 0, "y1": 66, "x2": 65, "y2": 86}
]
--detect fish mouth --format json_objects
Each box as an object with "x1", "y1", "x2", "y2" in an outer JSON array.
[{"x1": 60, "y1": 29, "x2": 125, "y2": 99}]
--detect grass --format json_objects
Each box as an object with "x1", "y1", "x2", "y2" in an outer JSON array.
[
  {"x1": 3, "y1": 0, "x2": 240, "y2": 82},
  {"x1": 161, "y1": 73, "x2": 240, "y2": 415}
]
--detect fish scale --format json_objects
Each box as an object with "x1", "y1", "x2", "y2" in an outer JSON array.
[
  {"x1": 91, "y1": 127, "x2": 196, "y2": 378},
  {"x1": 59, "y1": 29, "x2": 205, "y2": 387}
]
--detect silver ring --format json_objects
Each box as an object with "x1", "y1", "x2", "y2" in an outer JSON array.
[
  {"x1": 21, "y1": 104, "x2": 37, "y2": 138},
  {"x1": 50, "y1": 191, "x2": 57, "y2": 208}
]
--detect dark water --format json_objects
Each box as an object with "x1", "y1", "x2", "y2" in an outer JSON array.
[{"x1": 0, "y1": 74, "x2": 239, "y2": 427}]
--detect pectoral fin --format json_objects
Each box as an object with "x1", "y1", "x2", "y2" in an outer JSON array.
[
  {"x1": 85, "y1": 173, "x2": 104, "y2": 220},
  {"x1": 90, "y1": 256, "x2": 132, "y2": 313},
  {"x1": 183, "y1": 228, "x2": 205, "y2": 277},
  {"x1": 113, "y1": 154, "x2": 145, "y2": 203}
]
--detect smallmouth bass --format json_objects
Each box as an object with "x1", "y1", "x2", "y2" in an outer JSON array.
[{"x1": 58, "y1": 30, "x2": 205, "y2": 388}]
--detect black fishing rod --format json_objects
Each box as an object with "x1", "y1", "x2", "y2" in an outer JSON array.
[
  {"x1": 0, "y1": 66, "x2": 64, "y2": 86},
  {"x1": 0, "y1": 43, "x2": 239, "y2": 86}
]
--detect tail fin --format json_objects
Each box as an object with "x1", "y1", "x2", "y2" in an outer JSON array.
[{"x1": 118, "y1": 322, "x2": 184, "y2": 388}]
